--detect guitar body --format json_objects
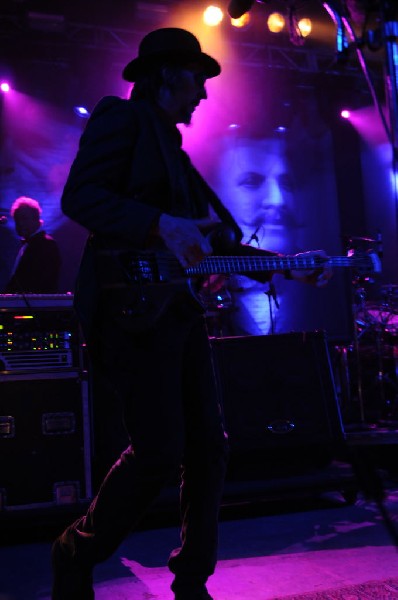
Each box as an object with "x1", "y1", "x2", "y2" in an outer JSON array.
[
  {"x1": 99, "y1": 250, "x2": 205, "y2": 333},
  {"x1": 102, "y1": 282, "x2": 200, "y2": 333}
]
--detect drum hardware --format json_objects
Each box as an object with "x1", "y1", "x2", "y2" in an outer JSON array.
[
  {"x1": 340, "y1": 277, "x2": 398, "y2": 429},
  {"x1": 350, "y1": 285, "x2": 368, "y2": 427},
  {"x1": 364, "y1": 280, "x2": 398, "y2": 424},
  {"x1": 341, "y1": 235, "x2": 387, "y2": 430},
  {"x1": 374, "y1": 319, "x2": 398, "y2": 426},
  {"x1": 333, "y1": 343, "x2": 355, "y2": 422},
  {"x1": 381, "y1": 284, "x2": 398, "y2": 310}
]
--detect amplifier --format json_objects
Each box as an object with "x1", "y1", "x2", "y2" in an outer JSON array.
[
  {"x1": 0, "y1": 371, "x2": 92, "y2": 509},
  {"x1": 211, "y1": 331, "x2": 344, "y2": 472},
  {"x1": 0, "y1": 293, "x2": 74, "y2": 309},
  {"x1": 0, "y1": 295, "x2": 78, "y2": 373}
]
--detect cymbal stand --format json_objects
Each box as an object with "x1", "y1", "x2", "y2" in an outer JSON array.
[
  {"x1": 342, "y1": 233, "x2": 382, "y2": 429},
  {"x1": 350, "y1": 281, "x2": 368, "y2": 427},
  {"x1": 384, "y1": 346, "x2": 398, "y2": 423},
  {"x1": 374, "y1": 318, "x2": 388, "y2": 420},
  {"x1": 374, "y1": 305, "x2": 398, "y2": 425}
]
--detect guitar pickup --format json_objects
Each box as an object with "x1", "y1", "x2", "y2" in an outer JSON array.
[
  {"x1": 124, "y1": 256, "x2": 154, "y2": 283},
  {"x1": 136, "y1": 259, "x2": 155, "y2": 282},
  {"x1": 128, "y1": 252, "x2": 181, "y2": 284}
]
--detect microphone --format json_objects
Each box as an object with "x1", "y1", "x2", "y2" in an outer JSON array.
[
  {"x1": 0, "y1": 216, "x2": 7, "y2": 225},
  {"x1": 228, "y1": 0, "x2": 255, "y2": 19},
  {"x1": 246, "y1": 225, "x2": 260, "y2": 246}
]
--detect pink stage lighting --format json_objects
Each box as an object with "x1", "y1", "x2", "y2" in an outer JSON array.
[
  {"x1": 0, "y1": 82, "x2": 10, "y2": 93},
  {"x1": 341, "y1": 109, "x2": 351, "y2": 119}
]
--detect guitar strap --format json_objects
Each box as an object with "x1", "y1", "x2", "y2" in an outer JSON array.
[
  {"x1": 137, "y1": 102, "x2": 197, "y2": 217},
  {"x1": 189, "y1": 165, "x2": 243, "y2": 246},
  {"x1": 139, "y1": 101, "x2": 243, "y2": 241}
]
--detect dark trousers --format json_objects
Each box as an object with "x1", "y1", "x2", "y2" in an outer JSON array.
[{"x1": 59, "y1": 301, "x2": 229, "y2": 585}]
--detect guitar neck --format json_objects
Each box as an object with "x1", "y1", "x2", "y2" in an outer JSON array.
[{"x1": 185, "y1": 255, "x2": 355, "y2": 276}]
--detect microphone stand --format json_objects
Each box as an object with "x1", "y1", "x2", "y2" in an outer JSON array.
[{"x1": 349, "y1": 277, "x2": 371, "y2": 429}]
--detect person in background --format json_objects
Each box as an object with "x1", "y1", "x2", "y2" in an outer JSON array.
[
  {"x1": 51, "y1": 27, "x2": 332, "y2": 600},
  {"x1": 4, "y1": 196, "x2": 61, "y2": 294}
]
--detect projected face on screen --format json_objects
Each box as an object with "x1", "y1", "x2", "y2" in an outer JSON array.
[
  {"x1": 208, "y1": 126, "x2": 348, "y2": 339},
  {"x1": 215, "y1": 136, "x2": 299, "y2": 253},
  {"x1": 208, "y1": 134, "x2": 304, "y2": 336}
]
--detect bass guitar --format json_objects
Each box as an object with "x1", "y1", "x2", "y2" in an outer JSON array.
[{"x1": 100, "y1": 248, "x2": 381, "y2": 331}]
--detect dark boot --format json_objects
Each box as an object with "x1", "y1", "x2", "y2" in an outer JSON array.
[
  {"x1": 51, "y1": 536, "x2": 94, "y2": 600},
  {"x1": 172, "y1": 577, "x2": 214, "y2": 600},
  {"x1": 174, "y1": 586, "x2": 214, "y2": 600}
]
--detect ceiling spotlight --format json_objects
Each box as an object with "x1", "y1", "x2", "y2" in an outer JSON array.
[
  {"x1": 298, "y1": 18, "x2": 312, "y2": 38},
  {"x1": 341, "y1": 109, "x2": 351, "y2": 119},
  {"x1": 74, "y1": 106, "x2": 90, "y2": 118},
  {"x1": 203, "y1": 5, "x2": 224, "y2": 26},
  {"x1": 267, "y1": 12, "x2": 285, "y2": 33},
  {"x1": 0, "y1": 82, "x2": 10, "y2": 93}
]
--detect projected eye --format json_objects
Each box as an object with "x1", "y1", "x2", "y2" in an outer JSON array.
[
  {"x1": 278, "y1": 173, "x2": 295, "y2": 193},
  {"x1": 237, "y1": 172, "x2": 265, "y2": 189}
]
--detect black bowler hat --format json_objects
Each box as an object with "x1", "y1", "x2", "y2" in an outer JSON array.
[{"x1": 122, "y1": 27, "x2": 221, "y2": 82}]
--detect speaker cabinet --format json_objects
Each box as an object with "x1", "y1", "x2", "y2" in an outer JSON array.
[
  {"x1": 0, "y1": 373, "x2": 91, "y2": 509},
  {"x1": 211, "y1": 332, "x2": 343, "y2": 470}
]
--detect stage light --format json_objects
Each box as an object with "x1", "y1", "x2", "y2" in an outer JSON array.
[
  {"x1": 267, "y1": 12, "x2": 285, "y2": 33},
  {"x1": 74, "y1": 106, "x2": 90, "y2": 118},
  {"x1": 0, "y1": 82, "x2": 10, "y2": 93},
  {"x1": 341, "y1": 109, "x2": 351, "y2": 119},
  {"x1": 231, "y1": 12, "x2": 251, "y2": 28},
  {"x1": 298, "y1": 18, "x2": 312, "y2": 38},
  {"x1": 203, "y1": 5, "x2": 224, "y2": 27}
]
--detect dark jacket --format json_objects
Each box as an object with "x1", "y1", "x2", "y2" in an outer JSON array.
[
  {"x1": 61, "y1": 96, "x2": 273, "y2": 338},
  {"x1": 5, "y1": 230, "x2": 61, "y2": 294}
]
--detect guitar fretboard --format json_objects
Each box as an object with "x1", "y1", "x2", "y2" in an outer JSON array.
[{"x1": 184, "y1": 255, "x2": 372, "y2": 276}]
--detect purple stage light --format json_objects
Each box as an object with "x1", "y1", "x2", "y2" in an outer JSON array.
[
  {"x1": 0, "y1": 82, "x2": 10, "y2": 93},
  {"x1": 341, "y1": 109, "x2": 351, "y2": 119},
  {"x1": 73, "y1": 106, "x2": 90, "y2": 118}
]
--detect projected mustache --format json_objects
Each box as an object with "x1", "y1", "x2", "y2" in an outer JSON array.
[{"x1": 254, "y1": 206, "x2": 303, "y2": 229}]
